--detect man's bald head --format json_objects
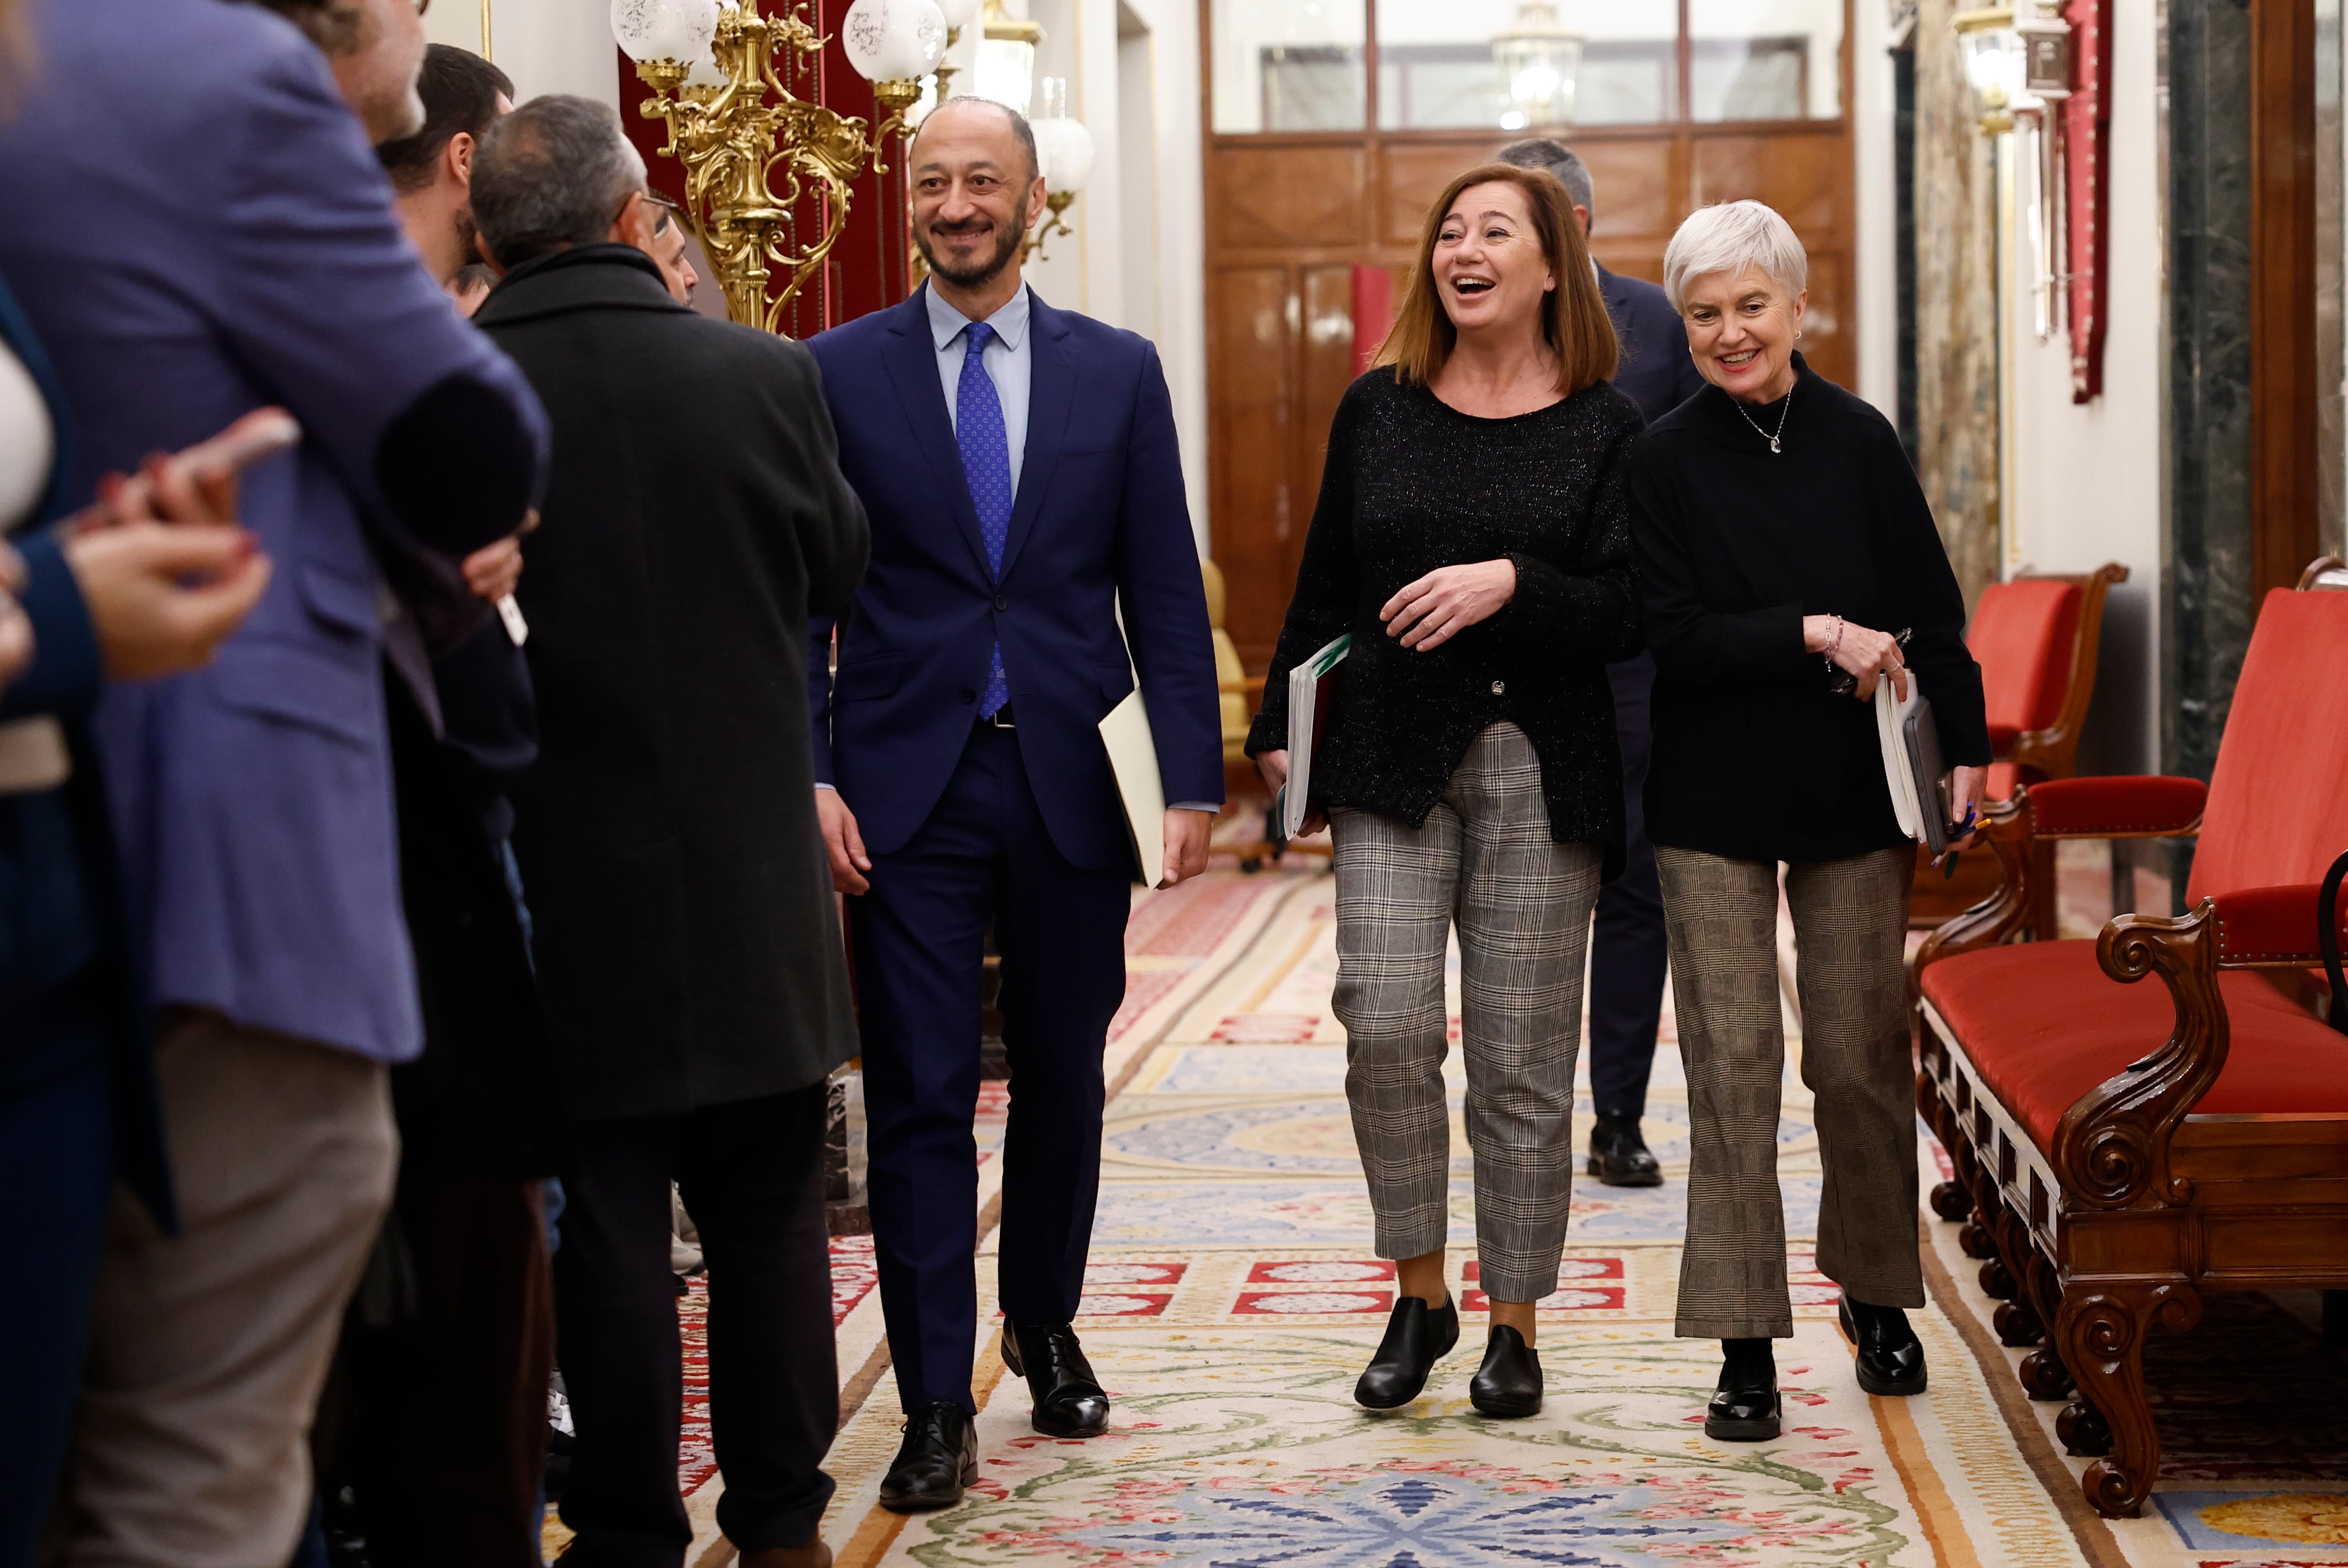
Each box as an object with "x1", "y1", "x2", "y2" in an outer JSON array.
[{"x1": 912, "y1": 96, "x2": 1040, "y2": 186}]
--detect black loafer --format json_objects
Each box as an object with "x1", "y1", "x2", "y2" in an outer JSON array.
[
  {"x1": 1355, "y1": 1295, "x2": 1459, "y2": 1409},
  {"x1": 879, "y1": 1399, "x2": 978, "y2": 1512},
  {"x1": 1838, "y1": 1293, "x2": 1928, "y2": 1396},
  {"x1": 1586, "y1": 1115, "x2": 1664, "y2": 1188},
  {"x1": 1468, "y1": 1325, "x2": 1543, "y2": 1418},
  {"x1": 1002, "y1": 1322, "x2": 1111, "y2": 1437},
  {"x1": 1704, "y1": 1339, "x2": 1781, "y2": 1441}
]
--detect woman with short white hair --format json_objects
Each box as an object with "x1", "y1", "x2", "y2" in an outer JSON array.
[{"x1": 1627, "y1": 200, "x2": 1990, "y2": 1440}]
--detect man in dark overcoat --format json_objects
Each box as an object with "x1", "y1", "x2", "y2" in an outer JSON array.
[{"x1": 469, "y1": 95, "x2": 869, "y2": 1568}]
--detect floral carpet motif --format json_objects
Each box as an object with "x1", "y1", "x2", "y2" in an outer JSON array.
[
  {"x1": 882, "y1": 1325, "x2": 1932, "y2": 1568},
  {"x1": 628, "y1": 863, "x2": 2348, "y2": 1568},
  {"x1": 784, "y1": 868, "x2": 2085, "y2": 1568}
]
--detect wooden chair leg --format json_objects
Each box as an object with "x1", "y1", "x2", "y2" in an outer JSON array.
[
  {"x1": 2056, "y1": 1281, "x2": 2202, "y2": 1518},
  {"x1": 2027, "y1": 838, "x2": 2060, "y2": 939}
]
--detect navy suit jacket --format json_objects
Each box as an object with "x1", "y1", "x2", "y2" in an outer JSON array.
[
  {"x1": 807, "y1": 286, "x2": 1222, "y2": 876},
  {"x1": 1599, "y1": 264, "x2": 1706, "y2": 425}
]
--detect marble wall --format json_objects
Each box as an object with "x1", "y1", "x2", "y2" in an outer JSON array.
[
  {"x1": 1911, "y1": 0, "x2": 2002, "y2": 604},
  {"x1": 2162, "y1": 0, "x2": 2255, "y2": 787}
]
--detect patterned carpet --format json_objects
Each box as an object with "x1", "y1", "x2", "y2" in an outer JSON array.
[{"x1": 646, "y1": 860, "x2": 2348, "y2": 1568}]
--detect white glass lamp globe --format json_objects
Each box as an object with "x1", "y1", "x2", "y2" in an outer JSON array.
[
  {"x1": 842, "y1": 0, "x2": 950, "y2": 82},
  {"x1": 934, "y1": 0, "x2": 982, "y2": 28},
  {"x1": 1030, "y1": 114, "x2": 1095, "y2": 194},
  {"x1": 611, "y1": 0, "x2": 719, "y2": 63}
]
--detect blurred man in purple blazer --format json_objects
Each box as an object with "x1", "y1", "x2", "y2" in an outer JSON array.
[{"x1": 0, "y1": 1, "x2": 547, "y2": 1560}]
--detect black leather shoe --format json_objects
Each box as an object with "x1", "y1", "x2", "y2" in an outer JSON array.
[
  {"x1": 1586, "y1": 1115, "x2": 1664, "y2": 1188},
  {"x1": 879, "y1": 1400, "x2": 978, "y2": 1512},
  {"x1": 1469, "y1": 1325, "x2": 1543, "y2": 1418},
  {"x1": 1002, "y1": 1322, "x2": 1111, "y2": 1437},
  {"x1": 1839, "y1": 1293, "x2": 1928, "y2": 1396},
  {"x1": 1354, "y1": 1295, "x2": 1460, "y2": 1409},
  {"x1": 1704, "y1": 1339, "x2": 1781, "y2": 1441}
]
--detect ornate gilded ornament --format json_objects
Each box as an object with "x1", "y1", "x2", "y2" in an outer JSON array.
[{"x1": 619, "y1": 0, "x2": 938, "y2": 335}]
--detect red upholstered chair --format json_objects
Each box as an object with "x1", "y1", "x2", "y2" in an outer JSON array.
[
  {"x1": 1914, "y1": 564, "x2": 2129, "y2": 931},
  {"x1": 1914, "y1": 558, "x2": 2348, "y2": 1519}
]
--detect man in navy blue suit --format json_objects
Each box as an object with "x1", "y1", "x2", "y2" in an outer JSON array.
[
  {"x1": 1501, "y1": 138, "x2": 1705, "y2": 1191},
  {"x1": 807, "y1": 97, "x2": 1222, "y2": 1514}
]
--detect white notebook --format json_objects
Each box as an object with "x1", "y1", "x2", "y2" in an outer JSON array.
[{"x1": 1874, "y1": 675, "x2": 1952, "y2": 856}]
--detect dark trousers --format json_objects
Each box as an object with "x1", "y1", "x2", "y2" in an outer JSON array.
[
  {"x1": 0, "y1": 993, "x2": 111, "y2": 1568},
  {"x1": 340, "y1": 1173, "x2": 555, "y2": 1568},
  {"x1": 553, "y1": 1085, "x2": 835, "y2": 1566},
  {"x1": 1588, "y1": 653, "x2": 1669, "y2": 1120},
  {"x1": 851, "y1": 723, "x2": 1131, "y2": 1413}
]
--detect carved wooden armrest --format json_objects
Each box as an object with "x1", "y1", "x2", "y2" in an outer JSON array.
[
  {"x1": 1914, "y1": 796, "x2": 2033, "y2": 972},
  {"x1": 2050, "y1": 902, "x2": 2230, "y2": 1210},
  {"x1": 2209, "y1": 882, "x2": 2348, "y2": 968}
]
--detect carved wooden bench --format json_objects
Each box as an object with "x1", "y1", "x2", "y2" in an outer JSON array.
[{"x1": 1913, "y1": 559, "x2": 2348, "y2": 1518}]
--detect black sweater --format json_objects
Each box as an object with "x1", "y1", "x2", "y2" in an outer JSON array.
[
  {"x1": 1625, "y1": 353, "x2": 1989, "y2": 864},
  {"x1": 1248, "y1": 370, "x2": 1645, "y2": 878}
]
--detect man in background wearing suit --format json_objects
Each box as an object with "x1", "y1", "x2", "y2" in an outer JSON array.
[
  {"x1": 1501, "y1": 138, "x2": 1706, "y2": 1191},
  {"x1": 809, "y1": 97, "x2": 1222, "y2": 1514}
]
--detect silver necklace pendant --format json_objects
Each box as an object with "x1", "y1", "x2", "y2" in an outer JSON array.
[{"x1": 1736, "y1": 384, "x2": 1793, "y2": 453}]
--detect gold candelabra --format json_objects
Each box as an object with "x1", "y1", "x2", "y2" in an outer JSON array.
[{"x1": 630, "y1": 1, "x2": 924, "y2": 335}]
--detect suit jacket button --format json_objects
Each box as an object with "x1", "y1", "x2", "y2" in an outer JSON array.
[
  {"x1": 959, "y1": 687, "x2": 976, "y2": 705},
  {"x1": 994, "y1": 595, "x2": 1009, "y2": 612},
  {"x1": 1490, "y1": 680, "x2": 1506, "y2": 696}
]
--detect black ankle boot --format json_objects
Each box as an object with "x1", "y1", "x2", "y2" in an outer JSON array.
[
  {"x1": 1838, "y1": 1293, "x2": 1928, "y2": 1396},
  {"x1": 1354, "y1": 1295, "x2": 1458, "y2": 1409},
  {"x1": 1586, "y1": 1113, "x2": 1663, "y2": 1188},
  {"x1": 1704, "y1": 1338, "x2": 1780, "y2": 1441},
  {"x1": 1468, "y1": 1325, "x2": 1543, "y2": 1418}
]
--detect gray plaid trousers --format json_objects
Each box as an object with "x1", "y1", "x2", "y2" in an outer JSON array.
[
  {"x1": 1655, "y1": 843, "x2": 1920, "y2": 1339},
  {"x1": 1330, "y1": 722, "x2": 1602, "y2": 1303}
]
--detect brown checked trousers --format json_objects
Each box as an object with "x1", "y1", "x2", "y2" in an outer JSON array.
[{"x1": 1655, "y1": 843, "x2": 1920, "y2": 1340}]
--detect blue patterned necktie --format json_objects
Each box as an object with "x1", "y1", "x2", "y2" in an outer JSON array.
[{"x1": 956, "y1": 320, "x2": 1012, "y2": 718}]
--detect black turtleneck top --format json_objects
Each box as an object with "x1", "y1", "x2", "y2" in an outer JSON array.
[
  {"x1": 1248, "y1": 369, "x2": 1645, "y2": 878},
  {"x1": 1625, "y1": 353, "x2": 1989, "y2": 865}
]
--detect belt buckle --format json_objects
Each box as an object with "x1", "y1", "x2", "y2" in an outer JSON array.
[{"x1": 981, "y1": 705, "x2": 1015, "y2": 730}]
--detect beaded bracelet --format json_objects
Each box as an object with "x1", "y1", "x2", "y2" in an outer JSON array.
[{"x1": 1823, "y1": 614, "x2": 1844, "y2": 669}]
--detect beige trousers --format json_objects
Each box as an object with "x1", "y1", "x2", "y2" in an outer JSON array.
[
  {"x1": 1655, "y1": 844, "x2": 1919, "y2": 1340},
  {"x1": 48, "y1": 1012, "x2": 398, "y2": 1568}
]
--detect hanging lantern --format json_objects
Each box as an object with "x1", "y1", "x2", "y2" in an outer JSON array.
[
  {"x1": 974, "y1": 0, "x2": 1043, "y2": 117},
  {"x1": 1492, "y1": 0, "x2": 1585, "y2": 130}
]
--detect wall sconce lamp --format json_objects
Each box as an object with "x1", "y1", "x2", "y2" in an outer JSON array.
[
  {"x1": 1952, "y1": 6, "x2": 2024, "y2": 136},
  {"x1": 1024, "y1": 76, "x2": 1093, "y2": 262}
]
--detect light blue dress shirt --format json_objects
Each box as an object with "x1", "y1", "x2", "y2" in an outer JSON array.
[{"x1": 928, "y1": 281, "x2": 1031, "y2": 496}]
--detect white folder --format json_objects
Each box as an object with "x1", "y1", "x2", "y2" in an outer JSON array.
[{"x1": 1099, "y1": 688, "x2": 1166, "y2": 887}]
